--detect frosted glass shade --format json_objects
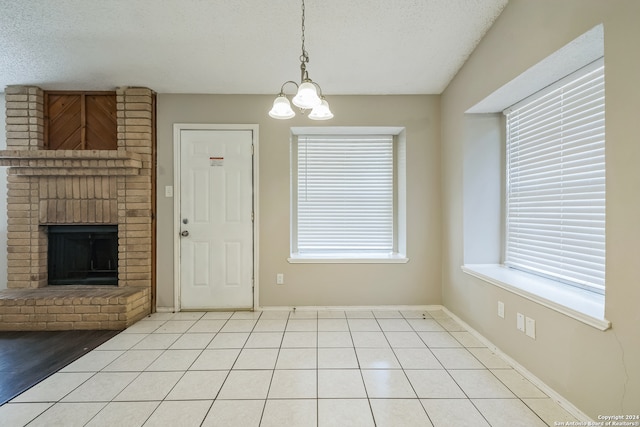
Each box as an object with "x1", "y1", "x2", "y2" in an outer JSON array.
[
  {"x1": 292, "y1": 81, "x2": 321, "y2": 109},
  {"x1": 308, "y1": 99, "x2": 334, "y2": 120},
  {"x1": 268, "y1": 95, "x2": 295, "y2": 119}
]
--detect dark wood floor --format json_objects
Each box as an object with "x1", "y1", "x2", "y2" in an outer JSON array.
[{"x1": 0, "y1": 329, "x2": 119, "y2": 405}]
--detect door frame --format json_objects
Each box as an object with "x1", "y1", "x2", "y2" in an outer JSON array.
[{"x1": 172, "y1": 123, "x2": 259, "y2": 311}]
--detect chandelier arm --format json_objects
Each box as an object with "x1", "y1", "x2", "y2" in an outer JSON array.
[{"x1": 279, "y1": 80, "x2": 299, "y2": 95}]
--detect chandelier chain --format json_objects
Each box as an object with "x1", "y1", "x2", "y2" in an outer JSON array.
[{"x1": 300, "y1": 0, "x2": 309, "y2": 65}]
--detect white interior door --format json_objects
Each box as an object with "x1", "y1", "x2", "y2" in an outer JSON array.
[{"x1": 179, "y1": 129, "x2": 253, "y2": 309}]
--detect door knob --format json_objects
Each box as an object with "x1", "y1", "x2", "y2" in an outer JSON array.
[{"x1": 181, "y1": 230, "x2": 189, "y2": 237}]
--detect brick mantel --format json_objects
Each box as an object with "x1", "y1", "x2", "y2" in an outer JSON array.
[
  {"x1": 0, "y1": 86, "x2": 154, "y2": 329},
  {"x1": 0, "y1": 149, "x2": 143, "y2": 175}
]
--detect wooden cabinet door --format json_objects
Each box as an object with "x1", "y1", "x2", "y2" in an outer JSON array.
[{"x1": 45, "y1": 92, "x2": 117, "y2": 150}]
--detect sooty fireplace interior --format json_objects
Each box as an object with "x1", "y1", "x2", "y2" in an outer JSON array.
[{"x1": 48, "y1": 225, "x2": 118, "y2": 285}]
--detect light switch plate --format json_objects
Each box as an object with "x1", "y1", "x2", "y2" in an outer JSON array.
[
  {"x1": 526, "y1": 317, "x2": 536, "y2": 339},
  {"x1": 517, "y1": 313, "x2": 525, "y2": 332},
  {"x1": 165, "y1": 186, "x2": 173, "y2": 197},
  {"x1": 497, "y1": 301, "x2": 505, "y2": 318}
]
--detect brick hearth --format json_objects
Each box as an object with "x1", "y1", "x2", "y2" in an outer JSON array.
[
  {"x1": 0, "y1": 86, "x2": 154, "y2": 330},
  {"x1": 0, "y1": 286, "x2": 149, "y2": 330}
]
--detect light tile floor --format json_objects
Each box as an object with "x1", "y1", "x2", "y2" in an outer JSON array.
[{"x1": 1, "y1": 309, "x2": 580, "y2": 426}]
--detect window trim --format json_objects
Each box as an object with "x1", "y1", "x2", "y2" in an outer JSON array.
[
  {"x1": 289, "y1": 127, "x2": 408, "y2": 264},
  {"x1": 288, "y1": 253, "x2": 409, "y2": 264}
]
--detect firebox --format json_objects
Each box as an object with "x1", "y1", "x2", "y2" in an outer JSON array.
[{"x1": 48, "y1": 225, "x2": 118, "y2": 285}]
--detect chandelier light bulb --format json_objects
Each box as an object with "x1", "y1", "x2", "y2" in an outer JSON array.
[
  {"x1": 309, "y1": 99, "x2": 334, "y2": 120},
  {"x1": 292, "y1": 81, "x2": 322, "y2": 109},
  {"x1": 268, "y1": 95, "x2": 295, "y2": 119}
]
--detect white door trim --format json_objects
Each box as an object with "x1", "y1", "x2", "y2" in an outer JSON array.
[{"x1": 173, "y1": 123, "x2": 259, "y2": 311}]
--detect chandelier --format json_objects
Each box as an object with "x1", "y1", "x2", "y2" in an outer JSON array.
[{"x1": 268, "y1": 0, "x2": 333, "y2": 120}]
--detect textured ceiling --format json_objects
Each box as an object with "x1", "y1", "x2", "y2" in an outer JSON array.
[{"x1": 0, "y1": 0, "x2": 508, "y2": 95}]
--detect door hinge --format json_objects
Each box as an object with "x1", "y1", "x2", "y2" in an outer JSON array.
[
  {"x1": 251, "y1": 212, "x2": 254, "y2": 222},
  {"x1": 251, "y1": 144, "x2": 254, "y2": 155}
]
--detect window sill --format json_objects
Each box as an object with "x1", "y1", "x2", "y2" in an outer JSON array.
[
  {"x1": 288, "y1": 253, "x2": 409, "y2": 264},
  {"x1": 461, "y1": 264, "x2": 610, "y2": 331}
]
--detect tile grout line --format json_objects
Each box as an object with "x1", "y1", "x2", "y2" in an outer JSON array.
[
  {"x1": 399, "y1": 309, "x2": 437, "y2": 426},
  {"x1": 350, "y1": 311, "x2": 374, "y2": 425},
  {"x1": 191, "y1": 312, "x2": 236, "y2": 427},
  {"x1": 257, "y1": 309, "x2": 281, "y2": 426}
]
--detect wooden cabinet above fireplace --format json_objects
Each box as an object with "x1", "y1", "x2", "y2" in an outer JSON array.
[{"x1": 44, "y1": 91, "x2": 117, "y2": 151}]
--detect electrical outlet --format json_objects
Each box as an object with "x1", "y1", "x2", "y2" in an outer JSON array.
[
  {"x1": 164, "y1": 186, "x2": 173, "y2": 197},
  {"x1": 276, "y1": 273, "x2": 284, "y2": 285},
  {"x1": 497, "y1": 301, "x2": 505, "y2": 318},
  {"x1": 517, "y1": 313, "x2": 525, "y2": 332},
  {"x1": 526, "y1": 317, "x2": 536, "y2": 339}
]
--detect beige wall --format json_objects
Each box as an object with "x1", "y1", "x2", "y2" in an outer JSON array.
[
  {"x1": 441, "y1": 0, "x2": 640, "y2": 417},
  {"x1": 156, "y1": 95, "x2": 441, "y2": 308}
]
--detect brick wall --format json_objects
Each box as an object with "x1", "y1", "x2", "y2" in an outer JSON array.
[
  {"x1": 116, "y1": 87, "x2": 154, "y2": 289},
  {"x1": 5, "y1": 86, "x2": 45, "y2": 151}
]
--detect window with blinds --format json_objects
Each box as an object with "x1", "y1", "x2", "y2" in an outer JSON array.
[
  {"x1": 505, "y1": 59, "x2": 605, "y2": 294},
  {"x1": 292, "y1": 134, "x2": 394, "y2": 256}
]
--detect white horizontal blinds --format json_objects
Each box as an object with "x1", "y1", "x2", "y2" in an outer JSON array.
[
  {"x1": 505, "y1": 61, "x2": 605, "y2": 293},
  {"x1": 297, "y1": 135, "x2": 394, "y2": 254}
]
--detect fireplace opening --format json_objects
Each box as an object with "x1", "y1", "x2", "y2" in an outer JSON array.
[{"x1": 48, "y1": 225, "x2": 118, "y2": 285}]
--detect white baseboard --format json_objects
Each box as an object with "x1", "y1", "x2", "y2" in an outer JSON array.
[
  {"x1": 257, "y1": 305, "x2": 441, "y2": 312},
  {"x1": 442, "y1": 307, "x2": 593, "y2": 423},
  {"x1": 160, "y1": 305, "x2": 442, "y2": 313}
]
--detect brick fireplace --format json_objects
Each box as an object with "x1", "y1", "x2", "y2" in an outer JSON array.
[{"x1": 0, "y1": 86, "x2": 154, "y2": 330}]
